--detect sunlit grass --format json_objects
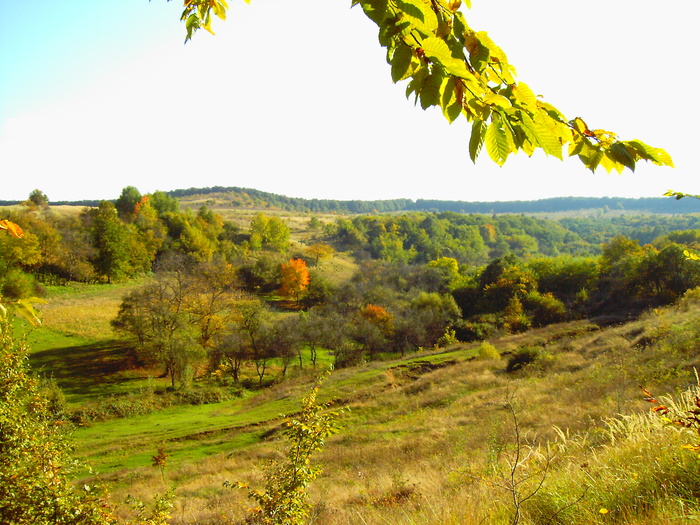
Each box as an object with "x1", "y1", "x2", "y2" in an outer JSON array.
[
  {"x1": 35, "y1": 281, "x2": 146, "y2": 341},
  {"x1": 26, "y1": 282, "x2": 700, "y2": 523}
]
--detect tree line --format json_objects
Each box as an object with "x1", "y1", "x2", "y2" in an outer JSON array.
[
  {"x1": 4, "y1": 186, "x2": 700, "y2": 388},
  {"x1": 5, "y1": 186, "x2": 699, "y2": 215}
]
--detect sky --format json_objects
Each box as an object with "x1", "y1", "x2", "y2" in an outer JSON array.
[{"x1": 1, "y1": 0, "x2": 698, "y2": 203}]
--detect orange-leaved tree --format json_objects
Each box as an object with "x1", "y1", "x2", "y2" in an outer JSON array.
[{"x1": 279, "y1": 258, "x2": 310, "y2": 304}]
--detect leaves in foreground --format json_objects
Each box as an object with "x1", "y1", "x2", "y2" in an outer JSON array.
[{"x1": 174, "y1": 0, "x2": 673, "y2": 173}]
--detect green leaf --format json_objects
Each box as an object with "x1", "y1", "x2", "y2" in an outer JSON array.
[
  {"x1": 627, "y1": 141, "x2": 674, "y2": 167},
  {"x1": 485, "y1": 119, "x2": 511, "y2": 166},
  {"x1": 421, "y1": 36, "x2": 452, "y2": 64},
  {"x1": 516, "y1": 111, "x2": 540, "y2": 149},
  {"x1": 419, "y1": 71, "x2": 443, "y2": 109},
  {"x1": 469, "y1": 121, "x2": 485, "y2": 163},
  {"x1": 391, "y1": 43, "x2": 414, "y2": 82},
  {"x1": 441, "y1": 77, "x2": 462, "y2": 123},
  {"x1": 575, "y1": 142, "x2": 604, "y2": 172},
  {"x1": 607, "y1": 143, "x2": 636, "y2": 172},
  {"x1": 184, "y1": 13, "x2": 200, "y2": 42},
  {"x1": 421, "y1": 37, "x2": 472, "y2": 78},
  {"x1": 405, "y1": 66, "x2": 429, "y2": 102},
  {"x1": 533, "y1": 111, "x2": 563, "y2": 160},
  {"x1": 512, "y1": 83, "x2": 538, "y2": 109},
  {"x1": 483, "y1": 92, "x2": 511, "y2": 109},
  {"x1": 379, "y1": 17, "x2": 410, "y2": 47},
  {"x1": 359, "y1": 0, "x2": 389, "y2": 26}
]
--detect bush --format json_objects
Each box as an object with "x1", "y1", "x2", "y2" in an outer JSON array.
[
  {"x1": 524, "y1": 291, "x2": 568, "y2": 327},
  {"x1": 456, "y1": 316, "x2": 499, "y2": 342},
  {"x1": 477, "y1": 341, "x2": 501, "y2": 360},
  {"x1": 506, "y1": 346, "x2": 540, "y2": 372}
]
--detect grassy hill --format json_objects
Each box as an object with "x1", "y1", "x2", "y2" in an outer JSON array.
[{"x1": 22, "y1": 278, "x2": 700, "y2": 524}]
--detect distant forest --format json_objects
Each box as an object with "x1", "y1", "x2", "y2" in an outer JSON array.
[{"x1": 3, "y1": 186, "x2": 700, "y2": 215}]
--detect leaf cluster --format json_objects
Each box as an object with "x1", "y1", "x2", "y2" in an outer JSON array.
[{"x1": 351, "y1": 0, "x2": 672, "y2": 172}]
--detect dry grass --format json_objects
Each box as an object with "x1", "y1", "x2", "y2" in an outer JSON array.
[
  {"x1": 36, "y1": 281, "x2": 145, "y2": 340},
  {"x1": 64, "y1": 294, "x2": 700, "y2": 524}
]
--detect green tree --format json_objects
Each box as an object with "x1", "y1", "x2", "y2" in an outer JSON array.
[
  {"x1": 115, "y1": 185, "x2": 142, "y2": 221},
  {"x1": 25, "y1": 189, "x2": 49, "y2": 209},
  {"x1": 89, "y1": 201, "x2": 131, "y2": 283},
  {"x1": 179, "y1": 0, "x2": 672, "y2": 174},
  {"x1": 112, "y1": 266, "x2": 207, "y2": 388},
  {"x1": 396, "y1": 291, "x2": 461, "y2": 351},
  {"x1": 149, "y1": 190, "x2": 180, "y2": 217},
  {"x1": 249, "y1": 213, "x2": 290, "y2": 252}
]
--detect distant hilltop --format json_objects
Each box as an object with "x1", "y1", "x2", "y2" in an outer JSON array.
[
  {"x1": 147, "y1": 186, "x2": 700, "y2": 215},
  {"x1": 3, "y1": 186, "x2": 700, "y2": 215}
]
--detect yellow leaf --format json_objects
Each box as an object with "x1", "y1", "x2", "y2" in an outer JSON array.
[
  {"x1": 0, "y1": 219, "x2": 23, "y2": 238},
  {"x1": 513, "y1": 82, "x2": 538, "y2": 108},
  {"x1": 483, "y1": 93, "x2": 511, "y2": 109}
]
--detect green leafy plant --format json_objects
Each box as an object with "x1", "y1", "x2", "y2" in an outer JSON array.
[
  {"x1": 506, "y1": 346, "x2": 540, "y2": 373},
  {"x1": 238, "y1": 373, "x2": 344, "y2": 525}
]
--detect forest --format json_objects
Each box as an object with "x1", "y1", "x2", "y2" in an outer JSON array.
[
  {"x1": 4, "y1": 187, "x2": 700, "y2": 369},
  {"x1": 4, "y1": 186, "x2": 700, "y2": 523}
]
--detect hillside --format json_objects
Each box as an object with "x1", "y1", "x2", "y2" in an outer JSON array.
[
  {"x1": 5, "y1": 187, "x2": 700, "y2": 524},
  {"x1": 23, "y1": 285, "x2": 700, "y2": 524},
  {"x1": 163, "y1": 187, "x2": 700, "y2": 215}
]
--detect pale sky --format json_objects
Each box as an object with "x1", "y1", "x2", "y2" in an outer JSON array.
[{"x1": 1, "y1": 0, "x2": 697, "y2": 203}]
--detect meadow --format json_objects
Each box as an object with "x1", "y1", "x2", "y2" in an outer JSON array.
[{"x1": 26, "y1": 277, "x2": 700, "y2": 524}]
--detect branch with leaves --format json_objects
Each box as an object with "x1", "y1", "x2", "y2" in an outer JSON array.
[{"x1": 174, "y1": 0, "x2": 672, "y2": 173}]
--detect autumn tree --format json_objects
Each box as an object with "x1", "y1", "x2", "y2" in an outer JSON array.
[
  {"x1": 187, "y1": 260, "x2": 240, "y2": 351},
  {"x1": 279, "y1": 258, "x2": 311, "y2": 303},
  {"x1": 305, "y1": 243, "x2": 335, "y2": 264},
  {"x1": 352, "y1": 303, "x2": 395, "y2": 358},
  {"x1": 178, "y1": 0, "x2": 672, "y2": 174},
  {"x1": 0, "y1": 215, "x2": 41, "y2": 299}
]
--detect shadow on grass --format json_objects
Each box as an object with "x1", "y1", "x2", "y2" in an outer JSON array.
[{"x1": 29, "y1": 340, "x2": 144, "y2": 397}]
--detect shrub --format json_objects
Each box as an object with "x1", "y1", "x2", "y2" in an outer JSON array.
[
  {"x1": 524, "y1": 291, "x2": 568, "y2": 327},
  {"x1": 477, "y1": 341, "x2": 501, "y2": 360},
  {"x1": 240, "y1": 374, "x2": 344, "y2": 524},
  {"x1": 506, "y1": 346, "x2": 540, "y2": 372}
]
